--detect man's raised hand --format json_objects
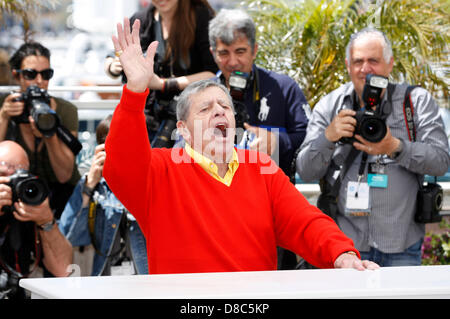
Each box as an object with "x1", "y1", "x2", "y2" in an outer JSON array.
[{"x1": 111, "y1": 17, "x2": 158, "y2": 93}]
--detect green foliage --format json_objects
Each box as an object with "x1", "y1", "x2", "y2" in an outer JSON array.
[{"x1": 239, "y1": 0, "x2": 449, "y2": 108}]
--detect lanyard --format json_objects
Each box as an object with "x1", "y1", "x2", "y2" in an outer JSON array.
[{"x1": 355, "y1": 152, "x2": 368, "y2": 198}]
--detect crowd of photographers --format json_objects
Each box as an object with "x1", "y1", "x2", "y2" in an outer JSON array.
[{"x1": 0, "y1": 2, "x2": 449, "y2": 299}]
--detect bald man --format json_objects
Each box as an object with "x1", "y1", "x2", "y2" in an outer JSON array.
[{"x1": 0, "y1": 141, "x2": 72, "y2": 298}]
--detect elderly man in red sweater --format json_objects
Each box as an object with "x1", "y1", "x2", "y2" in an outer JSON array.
[{"x1": 104, "y1": 18, "x2": 379, "y2": 275}]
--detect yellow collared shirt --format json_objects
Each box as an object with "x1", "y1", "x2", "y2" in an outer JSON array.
[{"x1": 185, "y1": 144, "x2": 239, "y2": 187}]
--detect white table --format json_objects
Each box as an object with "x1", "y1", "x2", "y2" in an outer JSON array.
[{"x1": 19, "y1": 265, "x2": 450, "y2": 299}]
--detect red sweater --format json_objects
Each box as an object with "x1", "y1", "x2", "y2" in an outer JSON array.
[{"x1": 104, "y1": 86, "x2": 358, "y2": 274}]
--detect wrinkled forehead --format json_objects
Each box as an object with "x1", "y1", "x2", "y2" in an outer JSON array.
[{"x1": 190, "y1": 86, "x2": 233, "y2": 110}]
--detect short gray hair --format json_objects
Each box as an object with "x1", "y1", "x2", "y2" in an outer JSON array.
[
  {"x1": 345, "y1": 27, "x2": 393, "y2": 64},
  {"x1": 208, "y1": 9, "x2": 256, "y2": 53},
  {"x1": 176, "y1": 79, "x2": 234, "y2": 121}
]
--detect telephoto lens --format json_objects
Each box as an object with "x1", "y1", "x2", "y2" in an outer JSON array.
[{"x1": 30, "y1": 99, "x2": 60, "y2": 137}]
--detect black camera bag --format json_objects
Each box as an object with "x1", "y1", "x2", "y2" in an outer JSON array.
[
  {"x1": 317, "y1": 147, "x2": 360, "y2": 220},
  {"x1": 415, "y1": 182, "x2": 443, "y2": 223},
  {"x1": 403, "y1": 85, "x2": 443, "y2": 224}
]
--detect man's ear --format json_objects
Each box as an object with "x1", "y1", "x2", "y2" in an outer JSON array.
[
  {"x1": 209, "y1": 46, "x2": 217, "y2": 61},
  {"x1": 176, "y1": 120, "x2": 190, "y2": 143}
]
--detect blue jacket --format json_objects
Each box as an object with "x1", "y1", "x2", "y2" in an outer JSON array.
[
  {"x1": 216, "y1": 64, "x2": 310, "y2": 176},
  {"x1": 59, "y1": 175, "x2": 148, "y2": 275}
]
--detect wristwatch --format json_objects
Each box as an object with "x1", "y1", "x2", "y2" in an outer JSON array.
[
  {"x1": 81, "y1": 179, "x2": 95, "y2": 198},
  {"x1": 389, "y1": 139, "x2": 403, "y2": 160},
  {"x1": 38, "y1": 218, "x2": 55, "y2": 232}
]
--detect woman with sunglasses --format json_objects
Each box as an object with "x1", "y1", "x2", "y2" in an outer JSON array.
[{"x1": 0, "y1": 42, "x2": 80, "y2": 220}]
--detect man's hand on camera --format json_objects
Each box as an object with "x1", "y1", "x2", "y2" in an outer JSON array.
[
  {"x1": 353, "y1": 127, "x2": 400, "y2": 156},
  {"x1": 325, "y1": 109, "x2": 357, "y2": 142},
  {"x1": 13, "y1": 197, "x2": 53, "y2": 225},
  {"x1": 0, "y1": 176, "x2": 13, "y2": 216},
  {"x1": 244, "y1": 123, "x2": 277, "y2": 156}
]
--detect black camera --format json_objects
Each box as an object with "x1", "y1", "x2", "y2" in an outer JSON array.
[
  {"x1": 415, "y1": 182, "x2": 443, "y2": 223},
  {"x1": 229, "y1": 71, "x2": 250, "y2": 101},
  {"x1": 341, "y1": 74, "x2": 388, "y2": 144},
  {"x1": 1, "y1": 170, "x2": 49, "y2": 214},
  {"x1": 12, "y1": 85, "x2": 60, "y2": 137},
  {"x1": 228, "y1": 71, "x2": 251, "y2": 144},
  {"x1": 151, "y1": 96, "x2": 179, "y2": 148}
]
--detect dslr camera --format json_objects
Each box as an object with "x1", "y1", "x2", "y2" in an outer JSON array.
[
  {"x1": 1, "y1": 170, "x2": 49, "y2": 214},
  {"x1": 229, "y1": 71, "x2": 251, "y2": 144},
  {"x1": 12, "y1": 85, "x2": 60, "y2": 137},
  {"x1": 341, "y1": 74, "x2": 388, "y2": 144},
  {"x1": 151, "y1": 96, "x2": 178, "y2": 148}
]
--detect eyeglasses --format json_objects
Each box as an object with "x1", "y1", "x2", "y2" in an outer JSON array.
[
  {"x1": 16, "y1": 68, "x2": 54, "y2": 80},
  {"x1": 0, "y1": 161, "x2": 26, "y2": 173}
]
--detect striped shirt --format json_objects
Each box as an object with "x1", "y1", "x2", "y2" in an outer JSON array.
[{"x1": 296, "y1": 82, "x2": 450, "y2": 253}]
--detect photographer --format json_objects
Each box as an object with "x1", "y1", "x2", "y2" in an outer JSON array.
[
  {"x1": 0, "y1": 42, "x2": 81, "y2": 219},
  {"x1": 0, "y1": 141, "x2": 72, "y2": 299},
  {"x1": 208, "y1": 9, "x2": 309, "y2": 269},
  {"x1": 59, "y1": 115, "x2": 148, "y2": 276},
  {"x1": 296, "y1": 28, "x2": 450, "y2": 266}
]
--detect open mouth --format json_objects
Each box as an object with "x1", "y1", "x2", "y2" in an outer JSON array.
[{"x1": 214, "y1": 123, "x2": 227, "y2": 138}]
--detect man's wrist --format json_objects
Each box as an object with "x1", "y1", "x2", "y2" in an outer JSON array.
[
  {"x1": 388, "y1": 139, "x2": 403, "y2": 159},
  {"x1": 82, "y1": 176, "x2": 96, "y2": 197},
  {"x1": 344, "y1": 251, "x2": 358, "y2": 257},
  {"x1": 38, "y1": 217, "x2": 56, "y2": 232}
]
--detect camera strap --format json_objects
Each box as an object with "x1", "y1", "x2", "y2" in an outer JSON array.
[
  {"x1": 56, "y1": 125, "x2": 82, "y2": 156},
  {"x1": 252, "y1": 67, "x2": 261, "y2": 118},
  {"x1": 322, "y1": 147, "x2": 361, "y2": 198},
  {"x1": 0, "y1": 221, "x2": 41, "y2": 278},
  {"x1": 402, "y1": 85, "x2": 439, "y2": 186},
  {"x1": 403, "y1": 85, "x2": 420, "y2": 142}
]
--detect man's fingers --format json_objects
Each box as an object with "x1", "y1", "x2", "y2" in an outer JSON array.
[
  {"x1": 338, "y1": 109, "x2": 356, "y2": 117},
  {"x1": 362, "y1": 260, "x2": 380, "y2": 270},
  {"x1": 131, "y1": 19, "x2": 141, "y2": 45},
  {"x1": 111, "y1": 35, "x2": 121, "y2": 53},
  {"x1": 145, "y1": 41, "x2": 159, "y2": 64},
  {"x1": 123, "y1": 17, "x2": 132, "y2": 47}
]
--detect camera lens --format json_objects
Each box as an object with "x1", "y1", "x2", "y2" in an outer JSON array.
[
  {"x1": 360, "y1": 117, "x2": 387, "y2": 143},
  {"x1": 30, "y1": 100, "x2": 60, "y2": 137},
  {"x1": 435, "y1": 192, "x2": 443, "y2": 210},
  {"x1": 36, "y1": 113, "x2": 58, "y2": 131},
  {"x1": 16, "y1": 178, "x2": 49, "y2": 206}
]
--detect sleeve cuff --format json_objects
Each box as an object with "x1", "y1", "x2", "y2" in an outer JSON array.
[{"x1": 120, "y1": 85, "x2": 150, "y2": 112}]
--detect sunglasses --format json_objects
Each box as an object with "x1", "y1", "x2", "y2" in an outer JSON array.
[{"x1": 16, "y1": 68, "x2": 54, "y2": 80}]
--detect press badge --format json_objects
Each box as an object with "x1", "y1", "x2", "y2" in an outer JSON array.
[
  {"x1": 368, "y1": 162, "x2": 388, "y2": 188},
  {"x1": 345, "y1": 181, "x2": 371, "y2": 216}
]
